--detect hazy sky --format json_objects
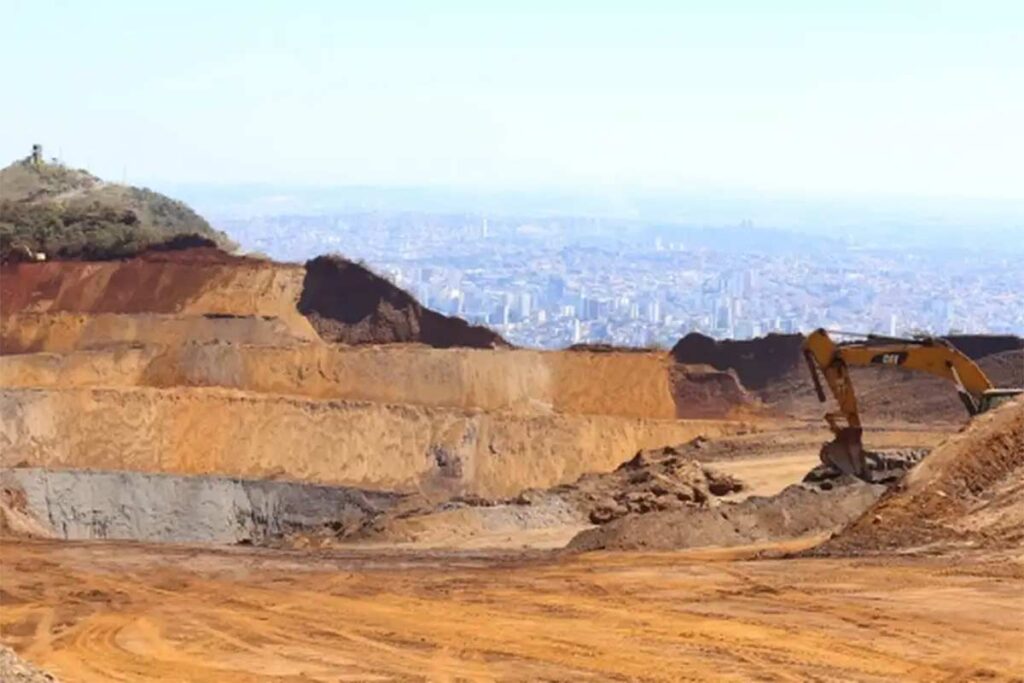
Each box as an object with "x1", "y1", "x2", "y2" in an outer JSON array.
[{"x1": 4, "y1": 1, "x2": 1023, "y2": 200}]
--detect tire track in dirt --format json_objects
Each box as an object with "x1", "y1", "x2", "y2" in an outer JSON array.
[{"x1": 2, "y1": 540, "x2": 1021, "y2": 682}]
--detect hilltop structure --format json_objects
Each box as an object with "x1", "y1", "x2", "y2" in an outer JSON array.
[{"x1": 0, "y1": 147, "x2": 233, "y2": 261}]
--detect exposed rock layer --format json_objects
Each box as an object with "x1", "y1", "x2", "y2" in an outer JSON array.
[
  {"x1": 0, "y1": 467, "x2": 400, "y2": 544},
  {"x1": 0, "y1": 387, "x2": 747, "y2": 498}
]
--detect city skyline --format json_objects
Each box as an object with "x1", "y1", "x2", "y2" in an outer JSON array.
[{"x1": 218, "y1": 210, "x2": 1024, "y2": 348}]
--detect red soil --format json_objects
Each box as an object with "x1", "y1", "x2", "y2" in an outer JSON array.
[{"x1": 1, "y1": 248, "x2": 274, "y2": 316}]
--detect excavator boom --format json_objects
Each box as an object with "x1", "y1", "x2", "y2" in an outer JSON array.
[{"x1": 802, "y1": 328, "x2": 1018, "y2": 478}]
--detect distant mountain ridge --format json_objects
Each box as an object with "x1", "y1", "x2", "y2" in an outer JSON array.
[{"x1": 0, "y1": 146, "x2": 233, "y2": 260}]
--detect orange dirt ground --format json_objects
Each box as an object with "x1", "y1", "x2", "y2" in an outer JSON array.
[{"x1": 1, "y1": 539, "x2": 1022, "y2": 682}]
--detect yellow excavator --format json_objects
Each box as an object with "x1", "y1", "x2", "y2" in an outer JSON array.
[{"x1": 802, "y1": 328, "x2": 1022, "y2": 478}]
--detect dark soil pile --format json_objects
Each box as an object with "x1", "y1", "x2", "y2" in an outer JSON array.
[
  {"x1": 944, "y1": 335, "x2": 1023, "y2": 360},
  {"x1": 566, "y1": 343, "x2": 655, "y2": 353},
  {"x1": 816, "y1": 397, "x2": 1024, "y2": 554},
  {"x1": 670, "y1": 332, "x2": 804, "y2": 391},
  {"x1": 847, "y1": 350, "x2": 1023, "y2": 424},
  {"x1": 298, "y1": 255, "x2": 507, "y2": 349},
  {"x1": 979, "y1": 349, "x2": 1024, "y2": 387}
]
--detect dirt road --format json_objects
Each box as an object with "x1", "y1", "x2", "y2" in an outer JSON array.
[{"x1": 2, "y1": 539, "x2": 1021, "y2": 682}]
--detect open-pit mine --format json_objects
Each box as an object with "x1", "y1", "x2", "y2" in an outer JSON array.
[{"x1": 2, "y1": 244, "x2": 1022, "y2": 682}]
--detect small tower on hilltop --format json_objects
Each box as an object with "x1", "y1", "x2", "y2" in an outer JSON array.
[{"x1": 30, "y1": 144, "x2": 43, "y2": 167}]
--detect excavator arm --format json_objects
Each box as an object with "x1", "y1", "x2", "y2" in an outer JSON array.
[{"x1": 802, "y1": 328, "x2": 997, "y2": 477}]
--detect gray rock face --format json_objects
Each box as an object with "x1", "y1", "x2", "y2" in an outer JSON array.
[{"x1": 0, "y1": 467, "x2": 401, "y2": 544}]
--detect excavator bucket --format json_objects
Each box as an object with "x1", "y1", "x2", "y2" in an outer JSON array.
[{"x1": 819, "y1": 426, "x2": 866, "y2": 478}]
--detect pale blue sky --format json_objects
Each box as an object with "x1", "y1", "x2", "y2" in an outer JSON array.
[{"x1": 4, "y1": 1, "x2": 1023, "y2": 200}]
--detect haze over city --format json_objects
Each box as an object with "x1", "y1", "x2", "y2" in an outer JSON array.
[{"x1": 4, "y1": 0, "x2": 1022, "y2": 345}]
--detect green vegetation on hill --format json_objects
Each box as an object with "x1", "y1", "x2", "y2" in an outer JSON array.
[{"x1": 0, "y1": 151, "x2": 234, "y2": 260}]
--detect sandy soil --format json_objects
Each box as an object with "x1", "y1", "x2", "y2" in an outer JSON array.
[
  {"x1": 1, "y1": 539, "x2": 1021, "y2": 682},
  {"x1": 1, "y1": 342, "x2": 688, "y2": 420},
  {"x1": 322, "y1": 424, "x2": 949, "y2": 551},
  {"x1": 823, "y1": 398, "x2": 1024, "y2": 554},
  {"x1": 1, "y1": 386, "x2": 748, "y2": 498},
  {"x1": 707, "y1": 425, "x2": 950, "y2": 498}
]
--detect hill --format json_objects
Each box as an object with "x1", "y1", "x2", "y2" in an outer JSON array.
[{"x1": 0, "y1": 146, "x2": 233, "y2": 260}]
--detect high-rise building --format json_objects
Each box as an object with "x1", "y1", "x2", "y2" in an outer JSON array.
[
  {"x1": 646, "y1": 300, "x2": 661, "y2": 324},
  {"x1": 519, "y1": 292, "x2": 532, "y2": 320},
  {"x1": 716, "y1": 298, "x2": 733, "y2": 331},
  {"x1": 546, "y1": 275, "x2": 565, "y2": 302}
]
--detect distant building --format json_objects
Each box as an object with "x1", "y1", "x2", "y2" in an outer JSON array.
[
  {"x1": 546, "y1": 275, "x2": 565, "y2": 302},
  {"x1": 519, "y1": 292, "x2": 532, "y2": 320},
  {"x1": 30, "y1": 144, "x2": 43, "y2": 166},
  {"x1": 646, "y1": 300, "x2": 661, "y2": 324}
]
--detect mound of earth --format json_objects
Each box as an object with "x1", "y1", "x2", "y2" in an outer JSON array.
[
  {"x1": 0, "y1": 148, "x2": 233, "y2": 261},
  {"x1": 818, "y1": 397, "x2": 1024, "y2": 554},
  {"x1": 298, "y1": 255, "x2": 507, "y2": 348},
  {"x1": 670, "y1": 332, "x2": 803, "y2": 391},
  {"x1": 350, "y1": 442, "x2": 745, "y2": 547},
  {"x1": 944, "y1": 335, "x2": 1024, "y2": 360},
  {"x1": 979, "y1": 348, "x2": 1024, "y2": 387},
  {"x1": 533, "y1": 443, "x2": 744, "y2": 524},
  {"x1": 847, "y1": 349, "x2": 1023, "y2": 424},
  {"x1": 563, "y1": 433, "x2": 947, "y2": 552},
  {"x1": 569, "y1": 474, "x2": 885, "y2": 552}
]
